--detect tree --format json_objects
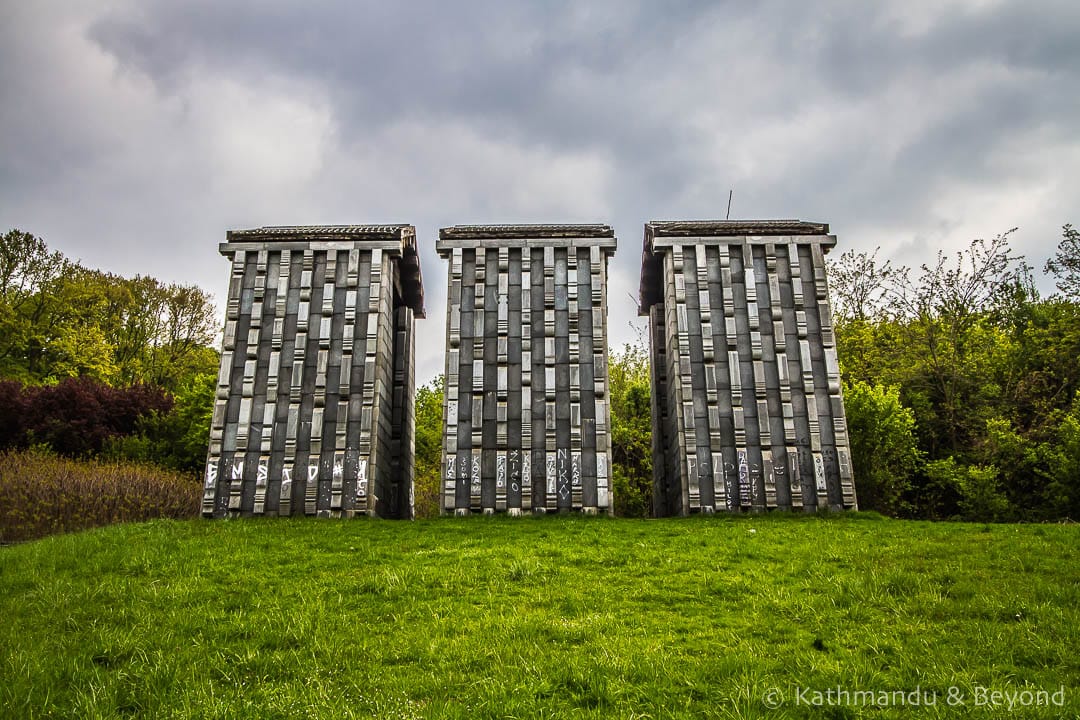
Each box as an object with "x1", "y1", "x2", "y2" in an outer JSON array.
[
  {"x1": 827, "y1": 246, "x2": 898, "y2": 323},
  {"x1": 0, "y1": 229, "x2": 218, "y2": 390},
  {"x1": 98, "y1": 273, "x2": 217, "y2": 390},
  {"x1": 831, "y1": 225, "x2": 1080, "y2": 521},
  {"x1": 0, "y1": 229, "x2": 78, "y2": 381},
  {"x1": 1043, "y1": 393, "x2": 1080, "y2": 520},
  {"x1": 413, "y1": 377, "x2": 444, "y2": 518},
  {"x1": 608, "y1": 336, "x2": 653, "y2": 517},
  {"x1": 890, "y1": 231, "x2": 1023, "y2": 455},
  {"x1": 1045, "y1": 223, "x2": 1080, "y2": 298},
  {"x1": 0, "y1": 228, "x2": 222, "y2": 473}
]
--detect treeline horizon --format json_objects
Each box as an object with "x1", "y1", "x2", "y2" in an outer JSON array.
[
  {"x1": 0, "y1": 229, "x2": 218, "y2": 472},
  {"x1": 2, "y1": 225, "x2": 1078, "y2": 522},
  {"x1": 829, "y1": 225, "x2": 1080, "y2": 521}
]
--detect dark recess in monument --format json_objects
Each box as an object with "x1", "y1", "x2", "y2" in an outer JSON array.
[
  {"x1": 639, "y1": 220, "x2": 857, "y2": 515},
  {"x1": 203, "y1": 224, "x2": 424, "y2": 519}
]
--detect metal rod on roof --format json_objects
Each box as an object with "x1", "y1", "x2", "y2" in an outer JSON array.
[{"x1": 726, "y1": 189, "x2": 733, "y2": 220}]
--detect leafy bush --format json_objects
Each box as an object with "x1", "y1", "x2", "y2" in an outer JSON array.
[
  {"x1": 0, "y1": 380, "x2": 24, "y2": 449},
  {"x1": 413, "y1": 378, "x2": 444, "y2": 518},
  {"x1": 609, "y1": 340, "x2": 653, "y2": 517},
  {"x1": 843, "y1": 379, "x2": 920, "y2": 516},
  {"x1": 956, "y1": 464, "x2": 1010, "y2": 522},
  {"x1": 1043, "y1": 394, "x2": 1080, "y2": 520},
  {"x1": 919, "y1": 457, "x2": 965, "y2": 520},
  {"x1": 9, "y1": 377, "x2": 173, "y2": 457},
  {"x1": 918, "y1": 457, "x2": 1012, "y2": 522},
  {"x1": 612, "y1": 462, "x2": 649, "y2": 518},
  {"x1": 0, "y1": 449, "x2": 199, "y2": 542},
  {"x1": 104, "y1": 372, "x2": 215, "y2": 472}
]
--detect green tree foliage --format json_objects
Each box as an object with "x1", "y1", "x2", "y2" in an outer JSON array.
[
  {"x1": 0, "y1": 229, "x2": 217, "y2": 390},
  {"x1": 48, "y1": 323, "x2": 121, "y2": 383},
  {"x1": 413, "y1": 377, "x2": 445, "y2": 518},
  {"x1": 842, "y1": 379, "x2": 920, "y2": 516},
  {"x1": 608, "y1": 337, "x2": 653, "y2": 517},
  {"x1": 1001, "y1": 298, "x2": 1080, "y2": 424},
  {"x1": 830, "y1": 224, "x2": 1080, "y2": 520},
  {"x1": 0, "y1": 229, "x2": 219, "y2": 475},
  {"x1": 161, "y1": 371, "x2": 217, "y2": 470},
  {"x1": 105, "y1": 371, "x2": 217, "y2": 472},
  {"x1": 0, "y1": 230, "x2": 79, "y2": 382},
  {"x1": 1043, "y1": 394, "x2": 1080, "y2": 520},
  {"x1": 890, "y1": 230, "x2": 1023, "y2": 455}
]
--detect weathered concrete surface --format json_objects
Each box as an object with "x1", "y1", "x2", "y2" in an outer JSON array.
[
  {"x1": 438, "y1": 225, "x2": 617, "y2": 515},
  {"x1": 204, "y1": 225, "x2": 424, "y2": 519},
  {"x1": 639, "y1": 220, "x2": 857, "y2": 515}
]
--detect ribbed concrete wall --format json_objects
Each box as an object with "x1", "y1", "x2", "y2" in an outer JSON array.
[
  {"x1": 203, "y1": 225, "x2": 425, "y2": 519},
  {"x1": 437, "y1": 225, "x2": 616, "y2": 515},
  {"x1": 639, "y1": 220, "x2": 857, "y2": 515}
]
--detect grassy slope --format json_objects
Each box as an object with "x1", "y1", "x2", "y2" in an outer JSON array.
[{"x1": 1, "y1": 515, "x2": 1077, "y2": 719}]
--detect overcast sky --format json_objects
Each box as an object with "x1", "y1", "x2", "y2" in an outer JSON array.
[{"x1": 2, "y1": 0, "x2": 1078, "y2": 384}]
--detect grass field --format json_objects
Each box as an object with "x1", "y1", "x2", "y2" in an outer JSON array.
[{"x1": 1, "y1": 514, "x2": 1077, "y2": 719}]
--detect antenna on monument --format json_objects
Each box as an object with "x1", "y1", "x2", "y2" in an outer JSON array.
[{"x1": 726, "y1": 189, "x2": 733, "y2": 220}]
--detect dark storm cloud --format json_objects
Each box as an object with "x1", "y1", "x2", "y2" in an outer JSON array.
[
  {"x1": 74, "y1": 0, "x2": 1080, "y2": 229},
  {"x1": 87, "y1": 0, "x2": 720, "y2": 152},
  {"x1": 2, "y1": 0, "x2": 1079, "y2": 382}
]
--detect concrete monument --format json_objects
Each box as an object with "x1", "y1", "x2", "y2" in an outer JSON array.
[
  {"x1": 437, "y1": 225, "x2": 617, "y2": 515},
  {"x1": 203, "y1": 225, "x2": 424, "y2": 519},
  {"x1": 638, "y1": 220, "x2": 857, "y2": 515}
]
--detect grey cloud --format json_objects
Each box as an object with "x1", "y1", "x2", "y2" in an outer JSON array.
[{"x1": 2, "y1": 0, "x2": 1078, "y2": 383}]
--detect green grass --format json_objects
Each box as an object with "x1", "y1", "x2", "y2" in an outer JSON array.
[{"x1": 1, "y1": 515, "x2": 1077, "y2": 719}]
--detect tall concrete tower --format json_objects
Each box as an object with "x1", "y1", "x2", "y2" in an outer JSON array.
[
  {"x1": 437, "y1": 225, "x2": 617, "y2": 515},
  {"x1": 638, "y1": 220, "x2": 856, "y2": 515},
  {"x1": 203, "y1": 225, "x2": 425, "y2": 519}
]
